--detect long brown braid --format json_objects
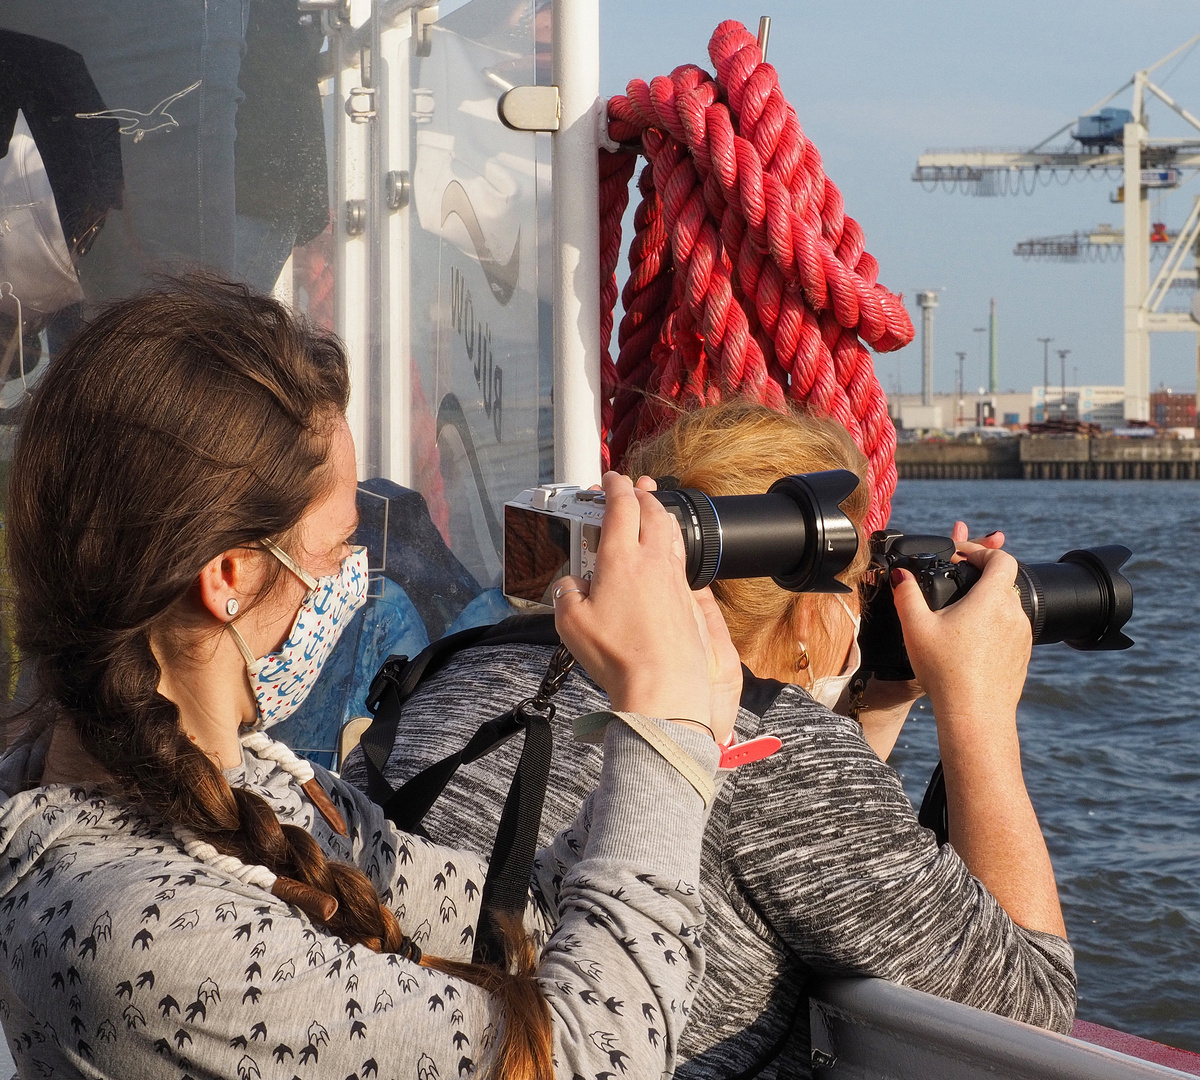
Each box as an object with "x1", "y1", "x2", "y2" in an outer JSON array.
[{"x1": 7, "y1": 277, "x2": 552, "y2": 1079}]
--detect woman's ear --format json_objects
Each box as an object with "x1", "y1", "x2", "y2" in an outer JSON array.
[{"x1": 194, "y1": 548, "x2": 259, "y2": 623}]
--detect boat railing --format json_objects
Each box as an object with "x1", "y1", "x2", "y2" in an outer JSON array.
[{"x1": 810, "y1": 977, "x2": 1200, "y2": 1079}]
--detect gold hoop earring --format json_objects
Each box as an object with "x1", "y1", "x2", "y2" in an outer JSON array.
[{"x1": 795, "y1": 642, "x2": 810, "y2": 673}]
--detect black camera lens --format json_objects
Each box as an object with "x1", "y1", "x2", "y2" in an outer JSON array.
[
  {"x1": 1014, "y1": 546, "x2": 1134, "y2": 650},
  {"x1": 653, "y1": 469, "x2": 861, "y2": 594}
]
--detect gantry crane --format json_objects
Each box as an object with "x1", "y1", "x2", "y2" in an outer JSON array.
[{"x1": 913, "y1": 33, "x2": 1200, "y2": 422}]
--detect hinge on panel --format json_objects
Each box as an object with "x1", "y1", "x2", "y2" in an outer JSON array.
[
  {"x1": 498, "y1": 86, "x2": 560, "y2": 132},
  {"x1": 296, "y1": 0, "x2": 349, "y2": 27},
  {"x1": 345, "y1": 85, "x2": 376, "y2": 123},
  {"x1": 344, "y1": 200, "x2": 366, "y2": 236}
]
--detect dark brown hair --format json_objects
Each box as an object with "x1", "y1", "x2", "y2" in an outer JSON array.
[
  {"x1": 624, "y1": 399, "x2": 872, "y2": 685},
  {"x1": 8, "y1": 276, "x2": 551, "y2": 1078}
]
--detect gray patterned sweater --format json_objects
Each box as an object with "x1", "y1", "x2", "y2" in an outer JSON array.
[
  {"x1": 0, "y1": 718, "x2": 719, "y2": 1080},
  {"x1": 343, "y1": 642, "x2": 1077, "y2": 1080}
]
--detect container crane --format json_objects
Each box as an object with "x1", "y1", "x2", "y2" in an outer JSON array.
[{"x1": 913, "y1": 32, "x2": 1200, "y2": 423}]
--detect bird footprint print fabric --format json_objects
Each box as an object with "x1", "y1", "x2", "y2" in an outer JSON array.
[{"x1": 0, "y1": 720, "x2": 718, "y2": 1079}]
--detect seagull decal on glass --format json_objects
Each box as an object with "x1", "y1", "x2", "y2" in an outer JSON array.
[{"x1": 76, "y1": 80, "x2": 202, "y2": 142}]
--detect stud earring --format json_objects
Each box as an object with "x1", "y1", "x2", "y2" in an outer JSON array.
[
  {"x1": 795, "y1": 642, "x2": 809, "y2": 672},
  {"x1": 226, "y1": 598, "x2": 240, "y2": 617}
]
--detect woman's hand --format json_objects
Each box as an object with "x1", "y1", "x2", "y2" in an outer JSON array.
[
  {"x1": 553, "y1": 472, "x2": 741, "y2": 743},
  {"x1": 890, "y1": 546, "x2": 1030, "y2": 723},
  {"x1": 849, "y1": 520, "x2": 1004, "y2": 758}
]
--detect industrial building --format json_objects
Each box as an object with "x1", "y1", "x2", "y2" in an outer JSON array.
[{"x1": 1030, "y1": 385, "x2": 1127, "y2": 426}]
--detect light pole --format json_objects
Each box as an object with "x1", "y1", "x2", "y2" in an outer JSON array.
[
  {"x1": 973, "y1": 326, "x2": 987, "y2": 396},
  {"x1": 1038, "y1": 337, "x2": 1054, "y2": 422},
  {"x1": 1056, "y1": 348, "x2": 1071, "y2": 420},
  {"x1": 955, "y1": 351, "x2": 967, "y2": 428}
]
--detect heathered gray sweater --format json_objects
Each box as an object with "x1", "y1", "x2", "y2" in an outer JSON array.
[
  {"x1": 342, "y1": 641, "x2": 1078, "y2": 1080},
  {"x1": 0, "y1": 718, "x2": 719, "y2": 1080}
]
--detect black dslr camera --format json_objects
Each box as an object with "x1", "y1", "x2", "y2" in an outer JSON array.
[{"x1": 858, "y1": 530, "x2": 1135, "y2": 681}]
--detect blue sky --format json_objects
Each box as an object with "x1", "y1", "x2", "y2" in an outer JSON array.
[{"x1": 600, "y1": 1, "x2": 1200, "y2": 396}]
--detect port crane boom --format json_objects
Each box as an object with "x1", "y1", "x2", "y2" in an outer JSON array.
[{"x1": 914, "y1": 32, "x2": 1200, "y2": 422}]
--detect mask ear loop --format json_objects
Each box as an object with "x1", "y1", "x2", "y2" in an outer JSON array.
[
  {"x1": 227, "y1": 621, "x2": 257, "y2": 667},
  {"x1": 225, "y1": 539, "x2": 320, "y2": 665},
  {"x1": 261, "y1": 537, "x2": 320, "y2": 592}
]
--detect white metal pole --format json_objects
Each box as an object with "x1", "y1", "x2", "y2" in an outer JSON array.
[
  {"x1": 552, "y1": 0, "x2": 603, "y2": 484},
  {"x1": 1124, "y1": 112, "x2": 1150, "y2": 422}
]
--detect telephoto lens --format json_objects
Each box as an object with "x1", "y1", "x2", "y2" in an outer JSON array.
[
  {"x1": 653, "y1": 470, "x2": 861, "y2": 594},
  {"x1": 501, "y1": 471, "x2": 863, "y2": 605}
]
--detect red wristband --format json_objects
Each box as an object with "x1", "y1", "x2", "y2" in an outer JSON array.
[{"x1": 718, "y1": 734, "x2": 783, "y2": 769}]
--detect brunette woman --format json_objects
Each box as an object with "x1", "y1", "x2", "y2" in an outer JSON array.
[
  {"x1": 347, "y1": 401, "x2": 1076, "y2": 1079},
  {"x1": 0, "y1": 277, "x2": 742, "y2": 1080}
]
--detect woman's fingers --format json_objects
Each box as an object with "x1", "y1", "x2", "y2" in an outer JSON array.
[
  {"x1": 892, "y1": 547, "x2": 1029, "y2": 723},
  {"x1": 888, "y1": 567, "x2": 933, "y2": 631},
  {"x1": 633, "y1": 485, "x2": 678, "y2": 548},
  {"x1": 554, "y1": 472, "x2": 714, "y2": 726},
  {"x1": 951, "y1": 520, "x2": 1005, "y2": 560},
  {"x1": 959, "y1": 545, "x2": 1020, "y2": 583},
  {"x1": 593, "y1": 472, "x2": 641, "y2": 558}
]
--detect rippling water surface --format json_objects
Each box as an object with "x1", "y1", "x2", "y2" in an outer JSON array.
[{"x1": 886, "y1": 480, "x2": 1200, "y2": 1051}]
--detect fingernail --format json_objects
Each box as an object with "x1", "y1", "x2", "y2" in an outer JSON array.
[
  {"x1": 985, "y1": 530, "x2": 1000, "y2": 538},
  {"x1": 890, "y1": 568, "x2": 906, "y2": 586}
]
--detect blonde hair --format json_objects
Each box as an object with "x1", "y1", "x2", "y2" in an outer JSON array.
[{"x1": 624, "y1": 401, "x2": 872, "y2": 685}]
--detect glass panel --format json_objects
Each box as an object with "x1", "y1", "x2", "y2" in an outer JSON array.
[
  {"x1": 0, "y1": 0, "x2": 341, "y2": 743},
  {"x1": 0, "y1": 0, "x2": 548, "y2": 765},
  {"x1": 278, "y1": 0, "x2": 548, "y2": 765},
  {"x1": 407, "y1": 0, "x2": 546, "y2": 587}
]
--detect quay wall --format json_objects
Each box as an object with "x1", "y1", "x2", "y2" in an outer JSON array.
[{"x1": 896, "y1": 437, "x2": 1200, "y2": 480}]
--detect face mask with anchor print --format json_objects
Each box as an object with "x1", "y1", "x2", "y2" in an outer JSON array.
[{"x1": 227, "y1": 539, "x2": 368, "y2": 729}]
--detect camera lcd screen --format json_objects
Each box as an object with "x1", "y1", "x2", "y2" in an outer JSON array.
[{"x1": 504, "y1": 505, "x2": 571, "y2": 603}]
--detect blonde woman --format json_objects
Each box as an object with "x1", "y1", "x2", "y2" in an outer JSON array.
[{"x1": 345, "y1": 400, "x2": 1074, "y2": 1079}]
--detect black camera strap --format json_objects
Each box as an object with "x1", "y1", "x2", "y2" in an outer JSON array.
[
  {"x1": 918, "y1": 759, "x2": 949, "y2": 846},
  {"x1": 360, "y1": 614, "x2": 572, "y2": 964}
]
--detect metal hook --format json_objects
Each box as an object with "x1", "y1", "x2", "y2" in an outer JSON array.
[
  {"x1": 0, "y1": 282, "x2": 26, "y2": 400},
  {"x1": 757, "y1": 16, "x2": 771, "y2": 63}
]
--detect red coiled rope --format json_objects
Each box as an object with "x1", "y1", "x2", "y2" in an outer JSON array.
[{"x1": 599, "y1": 20, "x2": 913, "y2": 532}]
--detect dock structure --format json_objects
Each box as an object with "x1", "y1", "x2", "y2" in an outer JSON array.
[{"x1": 896, "y1": 436, "x2": 1200, "y2": 480}]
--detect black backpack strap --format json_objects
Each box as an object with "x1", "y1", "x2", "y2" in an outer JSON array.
[
  {"x1": 357, "y1": 613, "x2": 559, "y2": 808},
  {"x1": 357, "y1": 613, "x2": 570, "y2": 965},
  {"x1": 472, "y1": 701, "x2": 554, "y2": 964}
]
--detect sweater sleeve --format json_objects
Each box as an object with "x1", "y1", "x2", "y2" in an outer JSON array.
[
  {"x1": 0, "y1": 719, "x2": 718, "y2": 1080},
  {"x1": 726, "y1": 690, "x2": 1077, "y2": 1033},
  {"x1": 331, "y1": 717, "x2": 721, "y2": 1075},
  {"x1": 332, "y1": 715, "x2": 721, "y2": 1074}
]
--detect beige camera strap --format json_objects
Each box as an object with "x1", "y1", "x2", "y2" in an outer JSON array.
[{"x1": 573, "y1": 710, "x2": 717, "y2": 808}]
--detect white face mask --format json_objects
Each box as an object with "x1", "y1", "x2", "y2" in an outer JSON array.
[
  {"x1": 228, "y1": 540, "x2": 368, "y2": 729},
  {"x1": 808, "y1": 596, "x2": 862, "y2": 710}
]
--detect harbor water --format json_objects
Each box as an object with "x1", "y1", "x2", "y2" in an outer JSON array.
[{"x1": 887, "y1": 480, "x2": 1200, "y2": 1052}]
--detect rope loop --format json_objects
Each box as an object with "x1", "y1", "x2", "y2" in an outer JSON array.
[{"x1": 598, "y1": 20, "x2": 911, "y2": 531}]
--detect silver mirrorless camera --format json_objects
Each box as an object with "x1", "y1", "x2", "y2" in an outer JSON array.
[{"x1": 503, "y1": 472, "x2": 862, "y2": 607}]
